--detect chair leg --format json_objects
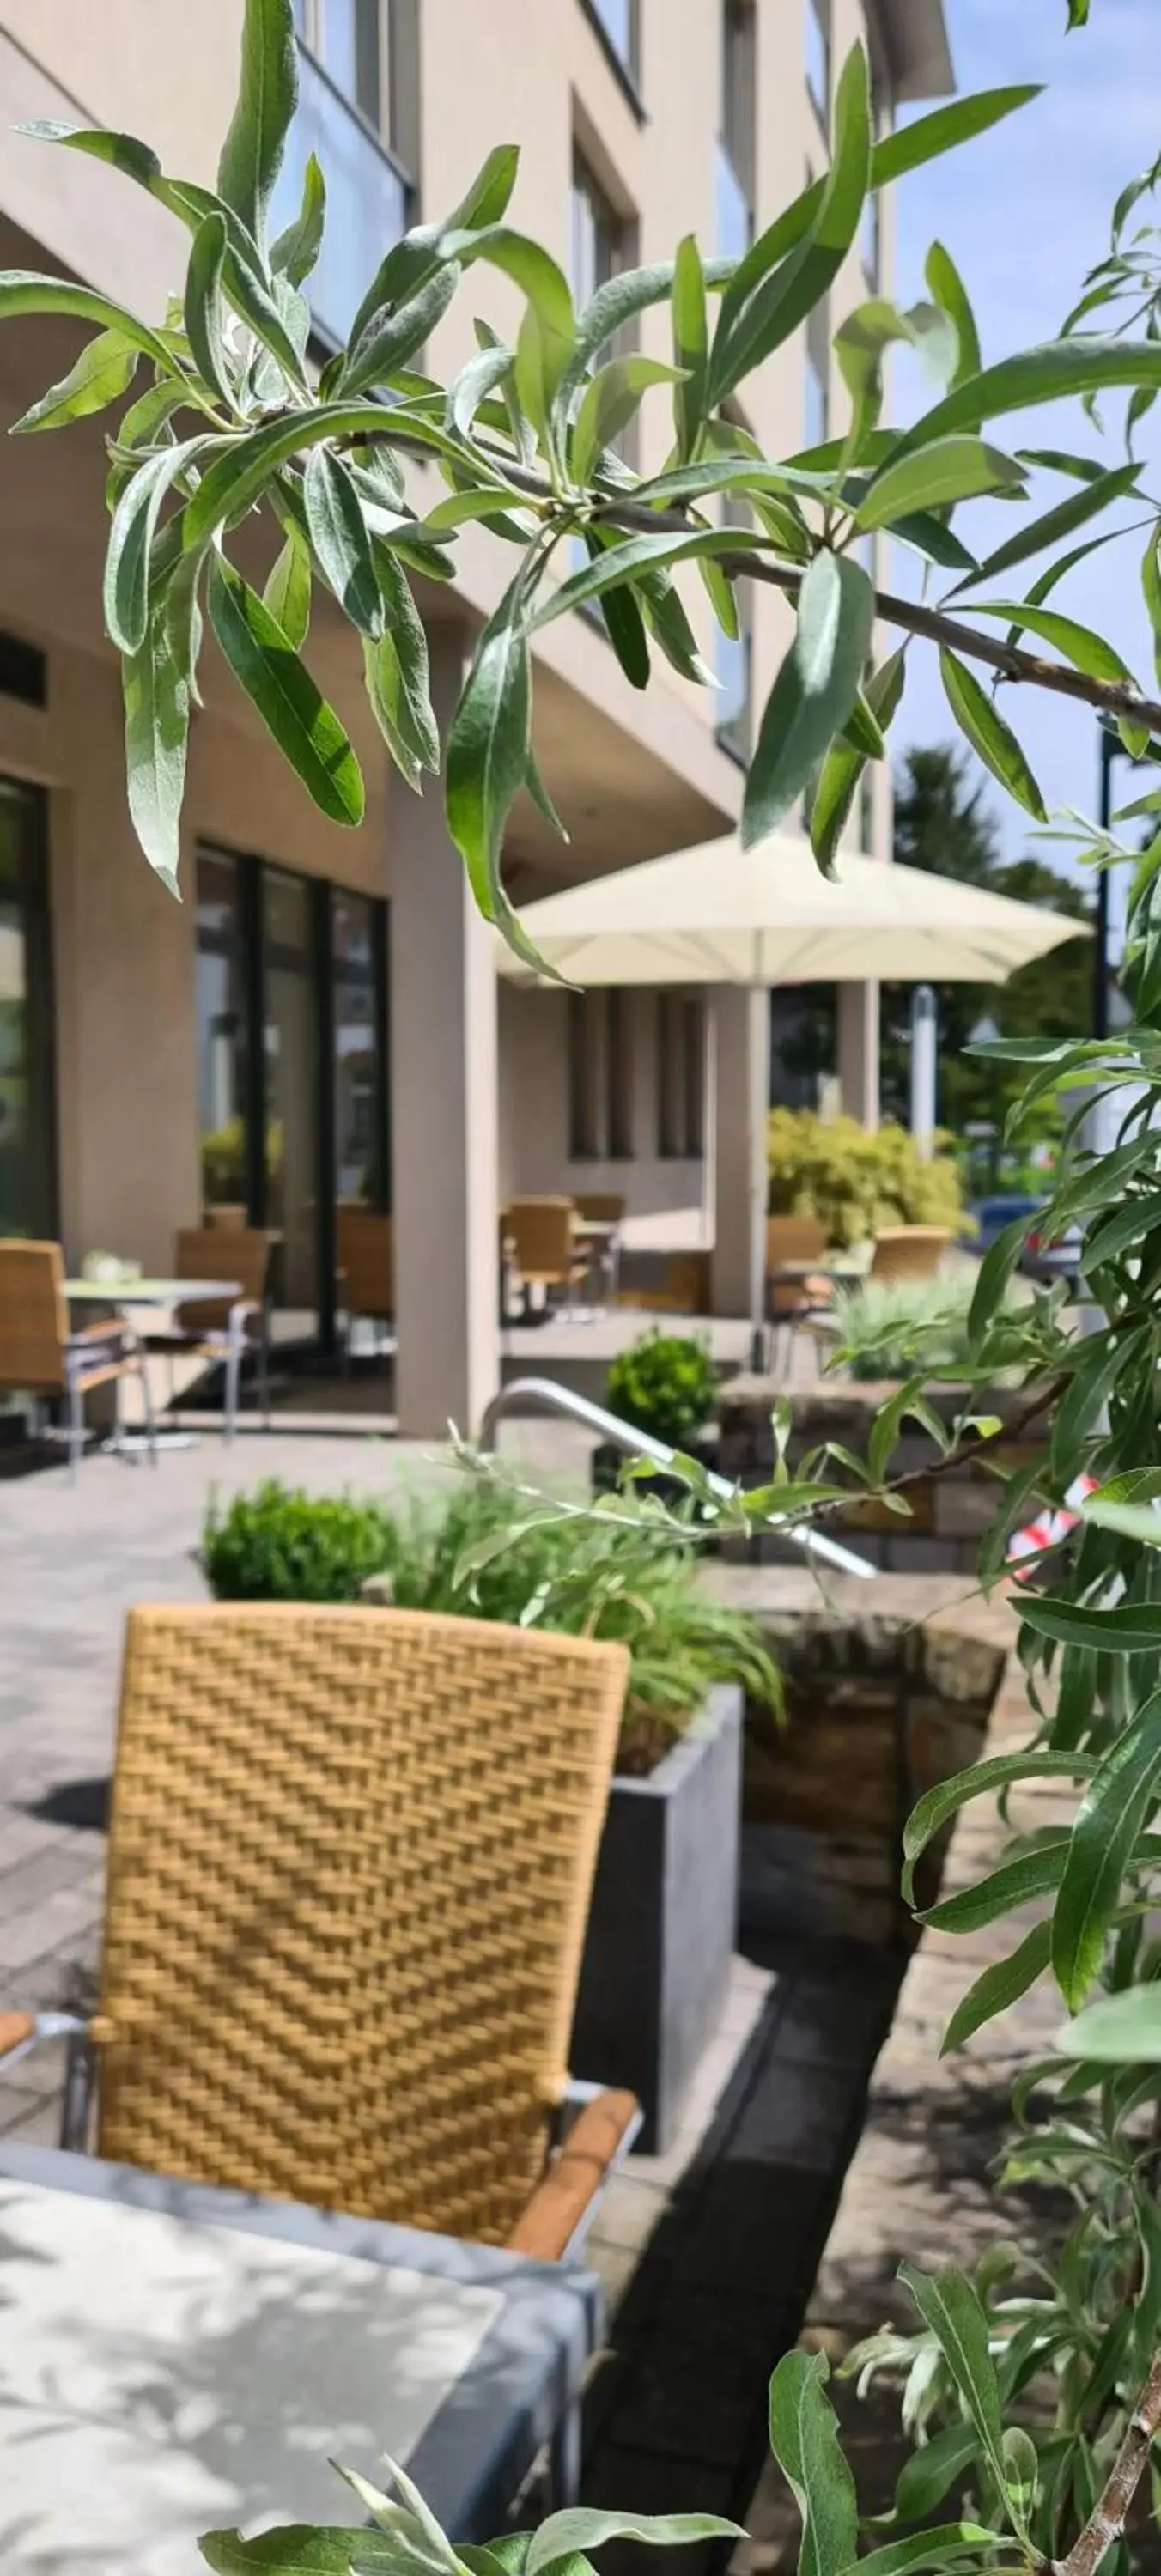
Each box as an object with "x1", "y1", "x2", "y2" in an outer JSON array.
[
  {"x1": 137, "y1": 1347, "x2": 158, "y2": 1466},
  {"x1": 223, "y1": 1331, "x2": 242, "y2": 1444},
  {"x1": 67, "y1": 1376, "x2": 83, "y2": 1483},
  {"x1": 258, "y1": 1314, "x2": 271, "y2": 1428}
]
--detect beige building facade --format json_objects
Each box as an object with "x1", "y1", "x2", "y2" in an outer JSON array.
[{"x1": 0, "y1": 0, "x2": 950, "y2": 1432}]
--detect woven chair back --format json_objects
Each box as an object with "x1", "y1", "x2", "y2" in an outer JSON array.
[
  {"x1": 502, "y1": 1198, "x2": 576, "y2": 1282},
  {"x1": 96, "y1": 1604, "x2": 628, "y2": 2242},
  {"x1": 337, "y1": 1208, "x2": 393, "y2": 1318},
  {"x1": 0, "y1": 1239, "x2": 68, "y2": 1389},
  {"x1": 174, "y1": 1227, "x2": 270, "y2": 1334},
  {"x1": 766, "y1": 1215, "x2": 829, "y2": 1318},
  {"x1": 869, "y1": 1225, "x2": 951, "y2": 1286}
]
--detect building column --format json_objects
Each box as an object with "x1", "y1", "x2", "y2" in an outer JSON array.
[
  {"x1": 837, "y1": 980, "x2": 880, "y2": 1131},
  {"x1": 710, "y1": 985, "x2": 768, "y2": 1344},
  {"x1": 391, "y1": 626, "x2": 500, "y2": 1438}
]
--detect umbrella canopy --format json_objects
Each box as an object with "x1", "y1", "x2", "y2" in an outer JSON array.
[{"x1": 497, "y1": 830, "x2": 1087, "y2": 987}]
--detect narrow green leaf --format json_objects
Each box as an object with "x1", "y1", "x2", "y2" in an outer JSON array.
[
  {"x1": 891, "y1": 2426, "x2": 981, "y2": 2527},
  {"x1": 1143, "y1": 532, "x2": 1161, "y2": 692},
  {"x1": 199, "y1": 2530, "x2": 403, "y2": 2573},
  {"x1": 939, "y1": 649, "x2": 1046, "y2": 820},
  {"x1": 207, "y1": 552, "x2": 364, "y2": 826},
  {"x1": 855, "y1": 437, "x2": 1024, "y2": 530},
  {"x1": 1053, "y1": 1696, "x2": 1161, "y2": 2010},
  {"x1": 941, "y1": 1922, "x2": 1054, "y2": 2057},
  {"x1": 122, "y1": 626, "x2": 190, "y2": 896},
  {"x1": 636, "y1": 565, "x2": 716, "y2": 686},
  {"x1": 571, "y1": 356, "x2": 682, "y2": 487},
  {"x1": 453, "y1": 229, "x2": 574, "y2": 437},
  {"x1": 0, "y1": 270, "x2": 179, "y2": 380},
  {"x1": 536, "y1": 526, "x2": 763, "y2": 628},
  {"x1": 1082, "y1": 1498, "x2": 1161, "y2": 1546},
  {"x1": 903, "y1": 1753, "x2": 1094, "y2": 1905},
  {"x1": 711, "y1": 42, "x2": 871, "y2": 402},
  {"x1": 599, "y1": 575, "x2": 652, "y2": 688},
  {"x1": 526, "y1": 2513, "x2": 742, "y2": 2576},
  {"x1": 965, "y1": 598, "x2": 1137, "y2": 692},
  {"x1": 841, "y1": 2525, "x2": 998, "y2": 2576},
  {"x1": 271, "y1": 149, "x2": 325, "y2": 287},
  {"x1": 963, "y1": 460, "x2": 1141, "y2": 590},
  {"x1": 263, "y1": 533, "x2": 311, "y2": 648},
  {"x1": 445, "y1": 573, "x2": 532, "y2": 927},
  {"x1": 743, "y1": 554, "x2": 875, "y2": 848},
  {"x1": 363, "y1": 633, "x2": 422, "y2": 790},
  {"x1": 184, "y1": 211, "x2": 233, "y2": 410},
  {"x1": 106, "y1": 445, "x2": 203, "y2": 655},
  {"x1": 302, "y1": 447, "x2": 385, "y2": 638},
  {"x1": 1082, "y1": 1187, "x2": 1161, "y2": 1272},
  {"x1": 896, "y1": 339, "x2": 1161, "y2": 456},
  {"x1": 10, "y1": 325, "x2": 138, "y2": 434},
  {"x1": 1019, "y1": 1597, "x2": 1161, "y2": 1653},
  {"x1": 809, "y1": 647, "x2": 905, "y2": 878},
  {"x1": 1049, "y1": 1327, "x2": 1140, "y2": 1475},
  {"x1": 340, "y1": 262, "x2": 462, "y2": 399},
  {"x1": 768, "y1": 2350, "x2": 859, "y2": 2576},
  {"x1": 449, "y1": 341, "x2": 514, "y2": 440},
  {"x1": 1058, "y1": 1985, "x2": 1161, "y2": 2062},
  {"x1": 897, "y1": 2268, "x2": 1008, "y2": 2509},
  {"x1": 672, "y1": 234, "x2": 708, "y2": 461},
  {"x1": 919, "y1": 1839, "x2": 1069, "y2": 1933},
  {"x1": 525, "y1": 740, "x2": 568, "y2": 839},
  {"x1": 216, "y1": 0, "x2": 297, "y2": 246},
  {"x1": 925, "y1": 242, "x2": 981, "y2": 388}
]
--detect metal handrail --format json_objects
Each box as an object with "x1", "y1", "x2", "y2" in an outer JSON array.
[{"x1": 477, "y1": 1376, "x2": 875, "y2": 1579}]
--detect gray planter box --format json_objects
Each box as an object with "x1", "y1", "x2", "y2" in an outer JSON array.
[{"x1": 570, "y1": 1685, "x2": 741, "y2": 2155}]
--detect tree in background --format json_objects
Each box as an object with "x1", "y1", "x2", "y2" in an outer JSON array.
[{"x1": 879, "y1": 744, "x2": 1091, "y2": 1168}]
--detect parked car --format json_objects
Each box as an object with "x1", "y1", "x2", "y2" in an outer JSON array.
[
  {"x1": 970, "y1": 1194, "x2": 1082, "y2": 1288},
  {"x1": 971, "y1": 1193, "x2": 1044, "y2": 1251}
]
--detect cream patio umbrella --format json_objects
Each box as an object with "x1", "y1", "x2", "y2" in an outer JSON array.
[{"x1": 497, "y1": 829, "x2": 1086, "y2": 1363}]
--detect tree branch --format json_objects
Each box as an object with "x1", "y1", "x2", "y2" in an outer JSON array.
[{"x1": 1051, "y1": 2350, "x2": 1161, "y2": 2576}]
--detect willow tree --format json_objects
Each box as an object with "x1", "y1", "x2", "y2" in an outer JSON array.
[{"x1": 11, "y1": 3, "x2": 1161, "y2": 2572}]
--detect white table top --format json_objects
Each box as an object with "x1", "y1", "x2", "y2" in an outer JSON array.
[
  {"x1": 65, "y1": 1278, "x2": 242, "y2": 1303},
  {"x1": 0, "y1": 2173, "x2": 502, "y2": 2573}
]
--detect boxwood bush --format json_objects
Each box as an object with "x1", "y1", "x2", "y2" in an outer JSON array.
[
  {"x1": 767, "y1": 1109, "x2": 965, "y2": 1249},
  {"x1": 605, "y1": 1329, "x2": 720, "y2": 1450}
]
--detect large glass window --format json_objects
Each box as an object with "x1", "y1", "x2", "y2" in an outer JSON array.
[
  {"x1": 657, "y1": 994, "x2": 706, "y2": 1159},
  {"x1": 568, "y1": 989, "x2": 634, "y2": 1160},
  {"x1": 263, "y1": 869, "x2": 320, "y2": 1322},
  {"x1": 272, "y1": 0, "x2": 410, "y2": 349},
  {"x1": 571, "y1": 149, "x2": 629, "y2": 308},
  {"x1": 333, "y1": 889, "x2": 387, "y2": 1208},
  {"x1": 0, "y1": 779, "x2": 55, "y2": 1239},
  {"x1": 717, "y1": 488, "x2": 753, "y2": 763},
  {"x1": 805, "y1": 291, "x2": 830, "y2": 448},
  {"x1": 197, "y1": 848, "x2": 250, "y2": 1222},
  {"x1": 719, "y1": 0, "x2": 755, "y2": 257},
  {"x1": 586, "y1": 0, "x2": 641, "y2": 81},
  {"x1": 805, "y1": 0, "x2": 830, "y2": 131}
]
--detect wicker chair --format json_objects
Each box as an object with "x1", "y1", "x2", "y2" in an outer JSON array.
[
  {"x1": 0, "y1": 1604, "x2": 637, "y2": 2260},
  {"x1": 502, "y1": 1198, "x2": 591, "y2": 1316},
  {"x1": 149, "y1": 1227, "x2": 271, "y2": 1439},
  {"x1": 571, "y1": 1193, "x2": 625, "y2": 1301},
  {"x1": 336, "y1": 1206, "x2": 392, "y2": 1364},
  {"x1": 0, "y1": 1239, "x2": 156, "y2": 1479},
  {"x1": 765, "y1": 1216, "x2": 835, "y2": 1374}
]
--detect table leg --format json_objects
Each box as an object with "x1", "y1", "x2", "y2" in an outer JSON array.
[{"x1": 547, "y1": 2396, "x2": 581, "y2": 2510}]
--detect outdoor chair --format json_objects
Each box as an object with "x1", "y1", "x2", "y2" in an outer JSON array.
[
  {"x1": 0, "y1": 1238, "x2": 156, "y2": 1480},
  {"x1": 869, "y1": 1224, "x2": 951, "y2": 1285},
  {"x1": 150, "y1": 1226, "x2": 271, "y2": 1439},
  {"x1": 571, "y1": 1192, "x2": 626, "y2": 1301},
  {"x1": 0, "y1": 1603, "x2": 638, "y2": 2259},
  {"x1": 765, "y1": 1215, "x2": 835, "y2": 1375},
  {"x1": 336, "y1": 1206, "x2": 393, "y2": 1364},
  {"x1": 502, "y1": 1198, "x2": 592, "y2": 1319}
]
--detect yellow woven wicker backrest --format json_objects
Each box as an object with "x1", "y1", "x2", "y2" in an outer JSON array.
[
  {"x1": 98, "y1": 1604, "x2": 629, "y2": 2245},
  {"x1": 0, "y1": 1239, "x2": 68, "y2": 1389}
]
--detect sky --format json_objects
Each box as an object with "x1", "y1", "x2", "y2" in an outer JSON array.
[{"x1": 888, "y1": 0, "x2": 1161, "y2": 874}]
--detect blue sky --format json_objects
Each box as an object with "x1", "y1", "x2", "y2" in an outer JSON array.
[{"x1": 889, "y1": 0, "x2": 1161, "y2": 869}]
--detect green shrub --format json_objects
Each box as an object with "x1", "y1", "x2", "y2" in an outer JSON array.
[
  {"x1": 833, "y1": 1273, "x2": 1018, "y2": 1383},
  {"x1": 202, "y1": 1471, "x2": 780, "y2": 1769},
  {"x1": 767, "y1": 1108, "x2": 965, "y2": 1249},
  {"x1": 605, "y1": 1329, "x2": 719, "y2": 1449},
  {"x1": 202, "y1": 1479, "x2": 396, "y2": 1602}
]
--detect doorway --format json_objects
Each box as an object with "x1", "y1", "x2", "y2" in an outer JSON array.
[
  {"x1": 195, "y1": 845, "x2": 389, "y2": 1352},
  {"x1": 0, "y1": 778, "x2": 57, "y2": 1241}
]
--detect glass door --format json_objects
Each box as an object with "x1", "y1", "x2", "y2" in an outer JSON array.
[
  {"x1": 0, "y1": 779, "x2": 56, "y2": 1239},
  {"x1": 263, "y1": 867, "x2": 321, "y2": 1331},
  {"x1": 332, "y1": 888, "x2": 388, "y2": 1211}
]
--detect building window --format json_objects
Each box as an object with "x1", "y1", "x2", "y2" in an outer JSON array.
[
  {"x1": 863, "y1": 78, "x2": 889, "y2": 285},
  {"x1": 0, "y1": 778, "x2": 56, "y2": 1240},
  {"x1": 571, "y1": 148, "x2": 629, "y2": 308},
  {"x1": 805, "y1": 290, "x2": 830, "y2": 447},
  {"x1": 657, "y1": 994, "x2": 705, "y2": 1159},
  {"x1": 273, "y1": 1, "x2": 414, "y2": 350},
  {"x1": 718, "y1": 0, "x2": 755, "y2": 258},
  {"x1": 584, "y1": 0, "x2": 641, "y2": 81},
  {"x1": 295, "y1": 0, "x2": 383, "y2": 126},
  {"x1": 805, "y1": 0, "x2": 830, "y2": 132},
  {"x1": 568, "y1": 988, "x2": 634, "y2": 1159}
]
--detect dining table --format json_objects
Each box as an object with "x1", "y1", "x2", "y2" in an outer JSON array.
[
  {"x1": 64, "y1": 1276, "x2": 243, "y2": 1454},
  {"x1": 0, "y1": 2139, "x2": 600, "y2": 2571}
]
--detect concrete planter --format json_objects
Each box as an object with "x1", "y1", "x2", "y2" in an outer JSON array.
[{"x1": 570, "y1": 1684, "x2": 741, "y2": 2155}]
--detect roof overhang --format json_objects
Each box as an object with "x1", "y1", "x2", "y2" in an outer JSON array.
[{"x1": 875, "y1": 0, "x2": 954, "y2": 101}]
